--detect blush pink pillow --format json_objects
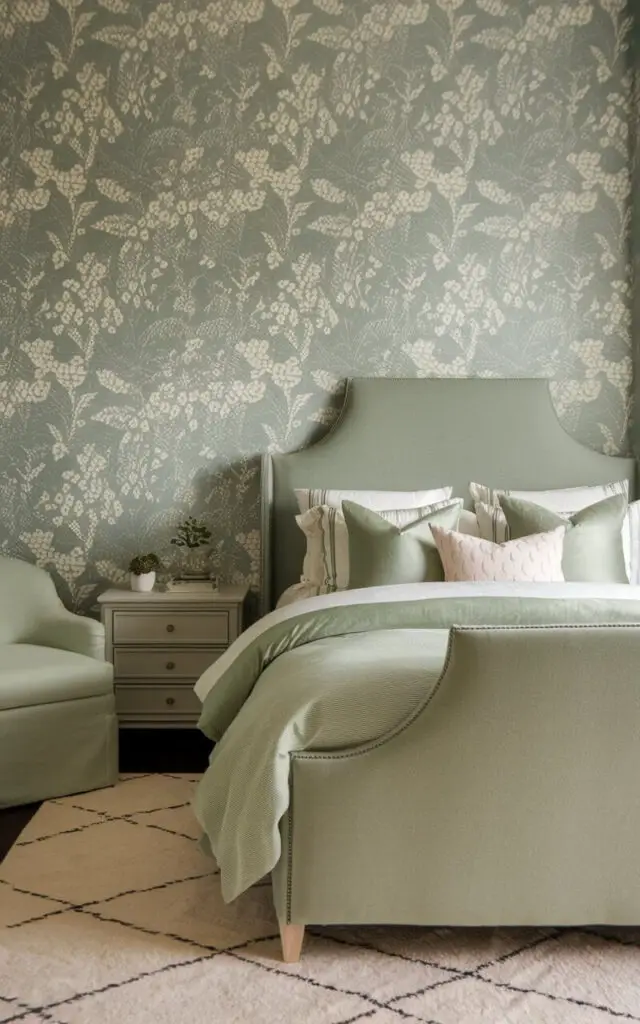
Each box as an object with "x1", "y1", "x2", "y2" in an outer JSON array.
[{"x1": 430, "y1": 525, "x2": 566, "y2": 583}]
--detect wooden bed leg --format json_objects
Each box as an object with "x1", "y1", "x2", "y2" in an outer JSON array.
[{"x1": 279, "y1": 922, "x2": 305, "y2": 963}]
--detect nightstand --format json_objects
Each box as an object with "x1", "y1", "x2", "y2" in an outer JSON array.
[{"x1": 98, "y1": 586, "x2": 249, "y2": 729}]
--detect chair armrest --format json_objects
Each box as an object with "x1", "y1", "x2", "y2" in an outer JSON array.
[{"x1": 29, "y1": 611, "x2": 106, "y2": 661}]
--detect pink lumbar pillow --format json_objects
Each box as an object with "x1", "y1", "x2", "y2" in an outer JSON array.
[{"x1": 430, "y1": 525, "x2": 566, "y2": 583}]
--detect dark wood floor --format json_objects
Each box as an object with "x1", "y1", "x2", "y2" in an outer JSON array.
[
  {"x1": 119, "y1": 727, "x2": 213, "y2": 773},
  {"x1": 0, "y1": 803, "x2": 40, "y2": 863},
  {"x1": 0, "y1": 728, "x2": 213, "y2": 862}
]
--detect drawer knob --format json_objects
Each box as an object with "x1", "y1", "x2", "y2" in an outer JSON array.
[
  {"x1": 165, "y1": 697, "x2": 175, "y2": 706},
  {"x1": 166, "y1": 624, "x2": 175, "y2": 633},
  {"x1": 166, "y1": 661, "x2": 175, "y2": 670}
]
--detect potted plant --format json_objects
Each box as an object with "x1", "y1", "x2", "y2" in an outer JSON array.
[
  {"x1": 170, "y1": 516, "x2": 212, "y2": 578},
  {"x1": 128, "y1": 553, "x2": 161, "y2": 592}
]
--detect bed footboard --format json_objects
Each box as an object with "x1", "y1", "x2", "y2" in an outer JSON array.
[{"x1": 272, "y1": 624, "x2": 640, "y2": 959}]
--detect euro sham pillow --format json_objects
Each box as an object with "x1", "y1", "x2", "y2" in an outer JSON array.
[
  {"x1": 430, "y1": 525, "x2": 566, "y2": 583},
  {"x1": 469, "y1": 480, "x2": 629, "y2": 514},
  {"x1": 343, "y1": 500, "x2": 462, "y2": 589},
  {"x1": 500, "y1": 494, "x2": 628, "y2": 583},
  {"x1": 295, "y1": 486, "x2": 452, "y2": 514},
  {"x1": 297, "y1": 499, "x2": 462, "y2": 593}
]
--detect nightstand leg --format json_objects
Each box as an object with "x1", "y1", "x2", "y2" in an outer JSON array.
[{"x1": 279, "y1": 922, "x2": 305, "y2": 962}]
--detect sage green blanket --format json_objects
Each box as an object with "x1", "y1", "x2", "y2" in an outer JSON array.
[{"x1": 193, "y1": 582, "x2": 640, "y2": 902}]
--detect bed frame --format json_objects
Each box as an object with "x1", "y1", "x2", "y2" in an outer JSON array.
[
  {"x1": 261, "y1": 379, "x2": 640, "y2": 961},
  {"x1": 262, "y1": 378, "x2": 635, "y2": 612}
]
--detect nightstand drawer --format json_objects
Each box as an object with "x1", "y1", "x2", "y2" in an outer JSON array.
[
  {"x1": 114, "y1": 647, "x2": 224, "y2": 679},
  {"x1": 112, "y1": 610, "x2": 229, "y2": 645},
  {"x1": 115, "y1": 683, "x2": 201, "y2": 718}
]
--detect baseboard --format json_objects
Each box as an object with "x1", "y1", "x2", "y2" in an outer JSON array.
[{"x1": 118, "y1": 728, "x2": 213, "y2": 773}]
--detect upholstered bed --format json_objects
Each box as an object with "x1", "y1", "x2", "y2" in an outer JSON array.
[{"x1": 194, "y1": 378, "x2": 640, "y2": 962}]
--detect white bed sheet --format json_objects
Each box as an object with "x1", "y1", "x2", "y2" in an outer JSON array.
[{"x1": 275, "y1": 581, "x2": 319, "y2": 608}]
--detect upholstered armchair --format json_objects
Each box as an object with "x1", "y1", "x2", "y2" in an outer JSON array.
[{"x1": 0, "y1": 557, "x2": 118, "y2": 808}]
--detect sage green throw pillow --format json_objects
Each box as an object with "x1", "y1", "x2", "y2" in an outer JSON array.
[
  {"x1": 500, "y1": 494, "x2": 628, "y2": 583},
  {"x1": 343, "y1": 500, "x2": 461, "y2": 589}
]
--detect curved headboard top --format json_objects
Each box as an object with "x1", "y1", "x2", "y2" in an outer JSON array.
[{"x1": 263, "y1": 378, "x2": 636, "y2": 610}]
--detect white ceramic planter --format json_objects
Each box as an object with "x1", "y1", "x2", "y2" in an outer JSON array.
[{"x1": 130, "y1": 571, "x2": 156, "y2": 592}]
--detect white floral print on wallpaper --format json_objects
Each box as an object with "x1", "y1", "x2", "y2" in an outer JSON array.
[
  {"x1": 0, "y1": 0, "x2": 635, "y2": 609},
  {"x1": 632, "y1": 14, "x2": 640, "y2": 456}
]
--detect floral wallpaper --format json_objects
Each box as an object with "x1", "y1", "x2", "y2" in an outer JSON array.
[
  {"x1": 632, "y1": 9, "x2": 640, "y2": 456},
  {"x1": 0, "y1": 0, "x2": 635, "y2": 610}
]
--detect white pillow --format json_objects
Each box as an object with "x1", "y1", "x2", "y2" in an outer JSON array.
[
  {"x1": 297, "y1": 499, "x2": 462, "y2": 592},
  {"x1": 430, "y1": 524, "x2": 566, "y2": 583},
  {"x1": 625, "y1": 501, "x2": 640, "y2": 584},
  {"x1": 458, "y1": 509, "x2": 480, "y2": 537},
  {"x1": 295, "y1": 486, "x2": 452, "y2": 514},
  {"x1": 470, "y1": 480, "x2": 628, "y2": 515}
]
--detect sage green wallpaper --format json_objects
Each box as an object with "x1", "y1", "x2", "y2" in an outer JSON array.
[
  {"x1": 632, "y1": 10, "x2": 640, "y2": 457},
  {"x1": 0, "y1": 0, "x2": 635, "y2": 607}
]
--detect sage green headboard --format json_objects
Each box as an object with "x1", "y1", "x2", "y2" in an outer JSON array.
[{"x1": 262, "y1": 379, "x2": 636, "y2": 612}]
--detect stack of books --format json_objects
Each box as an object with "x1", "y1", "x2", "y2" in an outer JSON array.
[{"x1": 165, "y1": 575, "x2": 218, "y2": 594}]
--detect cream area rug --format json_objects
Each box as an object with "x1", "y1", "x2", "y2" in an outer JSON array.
[{"x1": 2, "y1": 775, "x2": 640, "y2": 1024}]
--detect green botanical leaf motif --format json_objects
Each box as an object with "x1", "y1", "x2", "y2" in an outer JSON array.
[{"x1": 0, "y1": 0, "x2": 634, "y2": 609}]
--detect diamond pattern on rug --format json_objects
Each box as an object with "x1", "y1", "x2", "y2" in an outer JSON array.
[
  {"x1": 0, "y1": 882, "x2": 70, "y2": 928},
  {"x1": 1, "y1": 911, "x2": 205, "y2": 1010},
  {"x1": 12, "y1": 803, "x2": 106, "y2": 847},
  {"x1": 61, "y1": 774, "x2": 193, "y2": 817},
  {"x1": 1, "y1": 817, "x2": 208, "y2": 905},
  {"x1": 481, "y1": 930, "x2": 640, "y2": 1018},
  {"x1": 89, "y1": 873, "x2": 278, "y2": 950},
  {"x1": 50, "y1": 953, "x2": 377, "y2": 1024},
  {"x1": 238, "y1": 934, "x2": 453, "y2": 1000},
  {"x1": 323, "y1": 923, "x2": 557, "y2": 972},
  {"x1": 1, "y1": 774, "x2": 640, "y2": 1024},
  {"x1": 393, "y1": 975, "x2": 623, "y2": 1024},
  {"x1": 124, "y1": 803, "x2": 203, "y2": 841},
  {"x1": 3, "y1": 1015, "x2": 52, "y2": 1024}
]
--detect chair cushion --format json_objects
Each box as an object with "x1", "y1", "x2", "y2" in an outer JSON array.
[
  {"x1": 0, "y1": 557, "x2": 64, "y2": 644},
  {"x1": 0, "y1": 644, "x2": 113, "y2": 712}
]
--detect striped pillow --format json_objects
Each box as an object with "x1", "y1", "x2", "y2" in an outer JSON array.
[
  {"x1": 470, "y1": 480, "x2": 628, "y2": 514},
  {"x1": 295, "y1": 486, "x2": 452, "y2": 514},
  {"x1": 297, "y1": 499, "x2": 463, "y2": 593},
  {"x1": 475, "y1": 502, "x2": 510, "y2": 544}
]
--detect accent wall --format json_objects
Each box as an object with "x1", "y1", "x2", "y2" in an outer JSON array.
[{"x1": 0, "y1": 0, "x2": 634, "y2": 607}]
